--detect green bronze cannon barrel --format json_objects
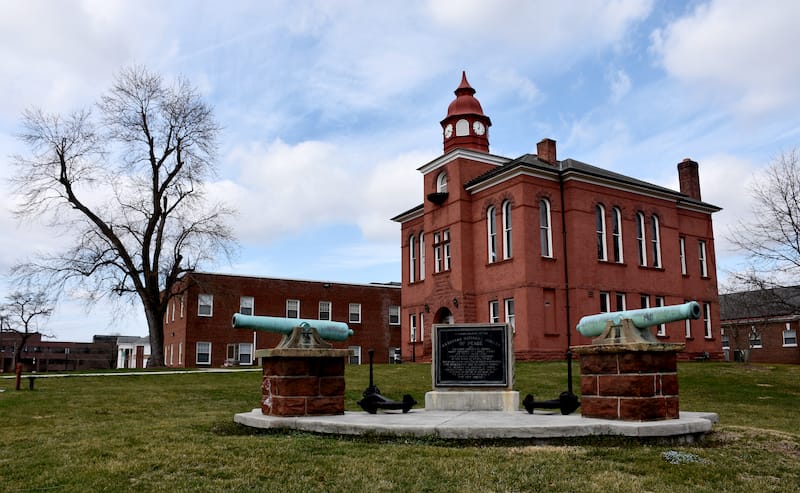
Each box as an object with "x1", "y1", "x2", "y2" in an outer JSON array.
[
  {"x1": 231, "y1": 314, "x2": 354, "y2": 341},
  {"x1": 576, "y1": 301, "x2": 701, "y2": 337}
]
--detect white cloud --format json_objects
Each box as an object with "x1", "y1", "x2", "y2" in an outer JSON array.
[
  {"x1": 608, "y1": 68, "x2": 632, "y2": 103},
  {"x1": 651, "y1": 0, "x2": 800, "y2": 117}
]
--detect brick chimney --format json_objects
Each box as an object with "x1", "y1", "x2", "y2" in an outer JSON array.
[
  {"x1": 537, "y1": 138, "x2": 557, "y2": 165},
  {"x1": 677, "y1": 158, "x2": 701, "y2": 200}
]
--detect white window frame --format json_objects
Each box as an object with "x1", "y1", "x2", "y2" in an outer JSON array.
[
  {"x1": 703, "y1": 302, "x2": 712, "y2": 338},
  {"x1": 489, "y1": 300, "x2": 500, "y2": 323},
  {"x1": 502, "y1": 200, "x2": 512, "y2": 260},
  {"x1": 443, "y1": 230, "x2": 451, "y2": 270},
  {"x1": 409, "y1": 235, "x2": 417, "y2": 283},
  {"x1": 721, "y1": 329, "x2": 730, "y2": 349},
  {"x1": 239, "y1": 296, "x2": 254, "y2": 316},
  {"x1": 319, "y1": 301, "x2": 332, "y2": 321},
  {"x1": 596, "y1": 204, "x2": 607, "y2": 261},
  {"x1": 783, "y1": 323, "x2": 797, "y2": 347},
  {"x1": 419, "y1": 232, "x2": 426, "y2": 281},
  {"x1": 679, "y1": 237, "x2": 687, "y2": 275},
  {"x1": 239, "y1": 343, "x2": 253, "y2": 365},
  {"x1": 389, "y1": 305, "x2": 400, "y2": 325},
  {"x1": 434, "y1": 232, "x2": 442, "y2": 273},
  {"x1": 750, "y1": 326, "x2": 762, "y2": 348},
  {"x1": 196, "y1": 342, "x2": 211, "y2": 365},
  {"x1": 612, "y1": 206, "x2": 623, "y2": 263},
  {"x1": 436, "y1": 172, "x2": 448, "y2": 193},
  {"x1": 636, "y1": 212, "x2": 647, "y2": 266},
  {"x1": 539, "y1": 198, "x2": 553, "y2": 258},
  {"x1": 349, "y1": 303, "x2": 362, "y2": 323},
  {"x1": 487, "y1": 205, "x2": 497, "y2": 263},
  {"x1": 420, "y1": 312, "x2": 425, "y2": 341},
  {"x1": 198, "y1": 294, "x2": 213, "y2": 317},
  {"x1": 504, "y1": 298, "x2": 515, "y2": 333},
  {"x1": 286, "y1": 299, "x2": 300, "y2": 318},
  {"x1": 410, "y1": 313, "x2": 417, "y2": 342},
  {"x1": 180, "y1": 294, "x2": 184, "y2": 319},
  {"x1": 655, "y1": 296, "x2": 666, "y2": 336},
  {"x1": 599, "y1": 292, "x2": 611, "y2": 313},
  {"x1": 615, "y1": 292, "x2": 627, "y2": 312},
  {"x1": 699, "y1": 240, "x2": 708, "y2": 277},
  {"x1": 651, "y1": 215, "x2": 662, "y2": 268},
  {"x1": 348, "y1": 346, "x2": 361, "y2": 365},
  {"x1": 171, "y1": 299, "x2": 176, "y2": 322},
  {"x1": 685, "y1": 318, "x2": 692, "y2": 339}
]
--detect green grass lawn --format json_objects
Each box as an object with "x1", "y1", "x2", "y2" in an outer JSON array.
[{"x1": 1, "y1": 361, "x2": 798, "y2": 492}]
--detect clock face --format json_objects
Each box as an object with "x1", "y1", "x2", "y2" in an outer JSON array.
[
  {"x1": 444, "y1": 124, "x2": 453, "y2": 138},
  {"x1": 473, "y1": 121, "x2": 486, "y2": 136}
]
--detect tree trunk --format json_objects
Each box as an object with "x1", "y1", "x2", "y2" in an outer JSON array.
[{"x1": 144, "y1": 307, "x2": 166, "y2": 368}]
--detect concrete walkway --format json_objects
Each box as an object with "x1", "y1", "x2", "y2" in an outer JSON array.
[{"x1": 234, "y1": 408, "x2": 718, "y2": 442}]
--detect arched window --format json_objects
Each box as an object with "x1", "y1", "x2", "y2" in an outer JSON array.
[
  {"x1": 409, "y1": 235, "x2": 416, "y2": 283},
  {"x1": 455, "y1": 118, "x2": 469, "y2": 136},
  {"x1": 636, "y1": 212, "x2": 647, "y2": 266},
  {"x1": 419, "y1": 232, "x2": 426, "y2": 280},
  {"x1": 612, "y1": 207, "x2": 623, "y2": 263},
  {"x1": 502, "y1": 200, "x2": 512, "y2": 259},
  {"x1": 596, "y1": 204, "x2": 607, "y2": 261},
  {"x1": 539, "y1": 199, "x2": 552, "y2": 258},
  {"x1": 487, "y1": 205, "x2": 497, "y2": 263},
  {"x1": 651, "y1": 215, "x2": 662, "y2": 268},
  {"x1": 436, "y1": 172, "x2": 448, "y2": 193}
]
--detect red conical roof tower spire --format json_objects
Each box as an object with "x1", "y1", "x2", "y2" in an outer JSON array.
[{"x1": 441, "y1": 71, "x2": 491, "y2": 154}]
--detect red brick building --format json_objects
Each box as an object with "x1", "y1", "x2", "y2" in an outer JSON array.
[
  {"x1": 162, "y1": 272, "x2": 401, "y2": 367},
  {"x1": 393, "y1": 72, "x2": 722, "y2": 362},
  {"x1": 720, "y1": 287, "x2": 800, "y2": 364}
]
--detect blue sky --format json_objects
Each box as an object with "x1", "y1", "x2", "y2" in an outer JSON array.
[{"x1": 1, "y1": 0, "x2": 799, "y2": 341}]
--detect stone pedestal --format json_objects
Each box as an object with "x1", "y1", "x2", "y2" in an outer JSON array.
[
  {"x1": 257, "y1": 348, "x2": 351, "y2": 417},
  {"x1": 572, "y1": 343, "x2": 685, "y2": 421},
  {"x1": 425, "y1": 390, "x2": 519, "y2": 412}
]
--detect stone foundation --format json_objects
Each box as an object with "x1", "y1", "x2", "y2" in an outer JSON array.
[
  {"x1": 257, "y1": 348, "x2": 350, "y2": 417},
  {"x1": 573, "y1": 343, "x2": 685, "y2": 421}
]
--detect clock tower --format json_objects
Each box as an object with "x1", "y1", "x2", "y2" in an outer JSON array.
[{"x1": 441, "y1": 71, "x2": 492, "y2": 154}]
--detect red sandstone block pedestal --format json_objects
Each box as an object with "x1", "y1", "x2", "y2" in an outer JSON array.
[
  {"x1": 572, "y1": 343, "x2": 685, "y2": 421},
  {"x1": 256, "y1": 348, "x2": 351, "y2": 417}
]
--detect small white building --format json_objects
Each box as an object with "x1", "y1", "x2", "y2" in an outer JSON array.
[{"x1": 116, "y1": 336, "x2": 150, "y2": 369}]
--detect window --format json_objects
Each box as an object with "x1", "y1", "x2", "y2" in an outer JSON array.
[
  {"x1": 286, "y1": 299, "x2": 300, "y2": 318},
  {"x1": 443, "y1": 230, "x2": 451, "y2": 271},
  {"x1": 319, "y1": 301, "x2": 331, "y2": 321},
  {"x1": 409, "y1": 235, "x2": 417, "y2": 283},
  {"x1": 685, "y1": 313, "x2": 692, "y2": 338},
  {"x1": 650, "y1": 215, "x2": 662, "y2": 268},
  {"x1": 612, "y1": 207, "x2": 623, "y2": 263},
  {"x1": 489, "y1": 300, "x2": 500, "y2": 323},
  {"x1": 596, "y1": 204, "x2": 607, "y2": 261},
  {"x1": 539, "y1": 199, "x2": 552, "y2": 257},
  {"x1": 599, "y1": 292, "x2": 611, "y2": 313},
  {"x1": 419, "y1": 233, "x2": 426, "y2": 280},
  {"x1": 502, "y1": 200, "x2": 512, "y2": 259},
  {"x1": 703, "y1": 302, "x2": 712, "y2": 338},
  {"x1": 783, "y1": 323, "x2": 797, "y2": 347},
  {"x1": 436, "y1": 172, "x2": 448, "y2": 193},
  {"x1": 487, "y1": 205, "x2": 497, "y2": 263},
  {"x1": 239, "y1": 296, "x2": 254, "y2": 316},
  {"x1": 180, "y1": 295, "x2": 184, "y2": 318},
  {"x1": 171, "y1": 299, "x2": 175, "y2": 322},
  {"x1": 615, "y1": 293, "x2": 627, "y2": 311},
  {"x1": 196, "y1": 342, "x2": 211, "y2": 365},
  {"x1": 699, "y1": 240, "x2": 708, "y2": 277},
  {"x1": 655, "y1": 296, "x2": 666, "y2": 336},
  {"x1": 239, "y1": 343, "x2": 253, "y2": 365},
  {"x1": 636, "y1": 212, "x2": 647, "y2": 266},
  {"x1": 504, "y1": 298, "x2": 515, "y2": 333},
  {"x1": 389, "y1": 306, "x2": 400, "y2": 325},
  {"x1": 420, "y1": 312, "x2": 425, "y2": 341},
  {"x1": 750, "y1": 327, "x2": 762, "y2": 348},
  {"x1": 455, "y1": 118, "x2": 469, "y2": 136},
  {"x1": 198, "y1": 294, "x2": 213, "y2": 317},
  {"x1": 679, "y1": 237, "x2": 687, "y2": 275},
  {"x1": 410, "y1": 314, "x2": 417, "y2": 342},
  {"x1": 434, "y1": 230, "x2": 451, "y2": 272},
  {"x1": 349, "y1": 303, "x2": 361, "y2": 323},
  {"x1": 640, "y1": 294, "x2": 650, "y2": 309},
  {"x1": 721, "y1": 329, "x2": 730, "y2": 349},
  {"x1": 165, "y1": 303, "x2": 169, "y2": 324},
  {"x1": 348, "y1": 346, "x2": 361, "y2": 365}
]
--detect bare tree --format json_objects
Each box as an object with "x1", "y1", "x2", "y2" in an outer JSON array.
[
  {"x1": 0, "y1": 290, "x2": 53, "y2": 388},
  {"x1": 728, "y1": 149, "x2": 800, "y2": 290},
  {"x1": 9, "y1": 66, "x2": 236, "y2": 367}
]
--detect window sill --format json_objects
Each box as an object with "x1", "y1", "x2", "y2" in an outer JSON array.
[
  {"x1": 638, "y1": 265, "x2": 665, "y2": 271},
  {"x1": 486, "y1": 258, "x2": 514, "y2": 267}
]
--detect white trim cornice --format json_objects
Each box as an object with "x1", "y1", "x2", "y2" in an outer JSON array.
[{"x1": 417, "y1": 148, "x2": 509, "y2": 175}]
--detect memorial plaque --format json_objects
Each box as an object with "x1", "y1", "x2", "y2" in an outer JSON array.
[{"x1": 434, "y1": 324, "x2": 510, "y2": 387}]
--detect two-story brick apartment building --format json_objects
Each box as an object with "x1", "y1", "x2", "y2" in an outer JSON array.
[
  {"x1": 392, "y1": 72, "x2": 722, "y2": 362},
  {"x1": 162, "y1": 272, "x2": 402, "y2": 367}
]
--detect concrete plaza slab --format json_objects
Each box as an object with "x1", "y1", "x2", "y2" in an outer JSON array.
[{"x1": 234, "y1": 409, "x2": 718, "y2": 442}]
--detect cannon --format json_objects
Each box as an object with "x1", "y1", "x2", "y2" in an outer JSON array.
[
  {"x1": 576, "y1": 301, "x2": 701, "y2": 345},
  {"x1": 232, "y1": 313, "x2": 354, "y2": 349}
]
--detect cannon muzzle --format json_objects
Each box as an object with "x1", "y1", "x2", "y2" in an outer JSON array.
[
  {"x1": 232, "y1": 313, "x2": 354, "y2": 342},
  {"x1": 576, "y1": 301, "x2": 701, "y2": 338}
]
